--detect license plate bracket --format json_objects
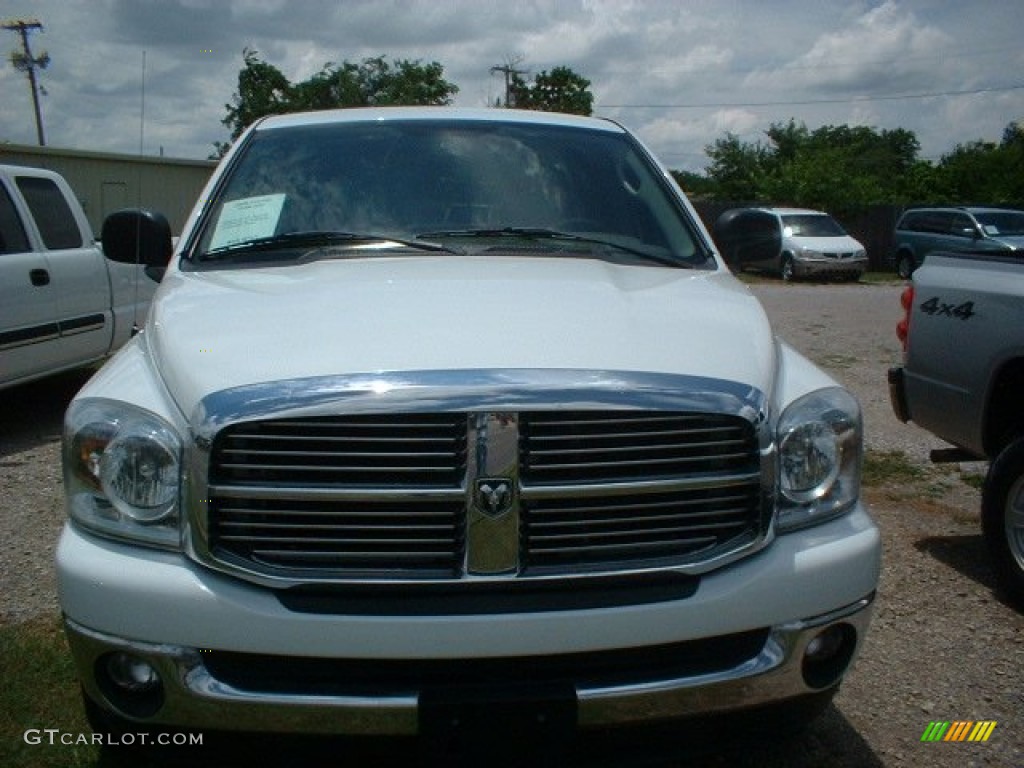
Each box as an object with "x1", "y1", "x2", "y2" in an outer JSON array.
[{"x1": 419, "y1": 682, "x2": 577, "y2": 756}]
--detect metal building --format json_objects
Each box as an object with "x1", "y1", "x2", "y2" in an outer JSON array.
[{"x1": 0, "y1": 142, "x2": 215, "y2": 236}]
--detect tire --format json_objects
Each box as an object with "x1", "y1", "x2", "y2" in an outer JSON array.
[
  {"x1": 781, "y1": 255, "x2": 796, "y2": 282},
  {"x1": 896, "y1": 252, "x2": 915, "y2": 279},
  {"x1": 981, "y1": 436, "x2": 1024, "y2": 608}
]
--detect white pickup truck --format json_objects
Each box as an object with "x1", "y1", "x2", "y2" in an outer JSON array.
[
  {"x1": 58, "y1": 108, "x2": 880, "y2": 758},
  {"x1": 0, "y1": 164, "x2": 159, "y2": 390}
]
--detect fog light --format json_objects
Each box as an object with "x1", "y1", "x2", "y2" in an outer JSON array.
[
  {"x1": 96, "y1": 652, "x2": 165, "y2": 718},
  {"x1": 107, "y1": 653, "x2": 160, "y2": 692},
  {"x1": 805, "y1": 626, "x2": 844, "y2": 661},
  {"x1": 801, "y1": 624, "x2": 856, "y2": 690}
]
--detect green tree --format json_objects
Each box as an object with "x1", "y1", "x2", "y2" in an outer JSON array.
[
  {"x1": 508, "y1": 66, "x2": 593, "y2": 115},
  {"x1": 934, "y1": 121, "x2": 1024, "y2": 204},
  {"x1": 703, "y1": 132, "x2": 772, "y2": 201},
  {"x1": 216, "y1": 48, "x2": 294, "y2": 155},
  {"x1": 291, "y1": 56, "x2": 457, "y2": 111},
  {"x1": 670, "y1": 170, "x2": 718, "y2": 200},
  {"x1": 215, "y1": 50, "x2": 458, "y2": 157},
  {"x1": 702, "y1": 120, "x2": 926, "y2": 211}
]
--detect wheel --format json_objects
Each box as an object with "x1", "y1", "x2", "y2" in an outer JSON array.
[
  {"x1": 981, "y1": 436, "x2": 1024, "y2": 608},
  {"x1": 896, "y1": 252, "x2": 914, "y2": 279},
  {"x1": 781, "y1": 255, "x2": 796, "y2": 282}
]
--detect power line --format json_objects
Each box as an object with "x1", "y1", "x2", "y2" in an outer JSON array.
[
  {"x1": 599, "y1": 83, "x2": 1024, "y2": 111},
  {"x1": 2, "y1": 18, "x2": 49, "y2": 146}
]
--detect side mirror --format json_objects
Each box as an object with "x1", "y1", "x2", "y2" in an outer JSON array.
[{"x1": 101, "y1": 209, "x2": 172, "y2": 270}]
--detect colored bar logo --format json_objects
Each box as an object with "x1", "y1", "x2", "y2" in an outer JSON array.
[{"x1": 921, "y1": 721, "x2": 997, "y2": 742}]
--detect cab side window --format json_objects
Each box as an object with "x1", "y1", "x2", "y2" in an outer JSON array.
[
  {"x1": 0, "y1": 183, "x2": 30, "y2": 254},
  {"x1": 948, "y1": 213, "x2": 975, "y2": 238},
  {"x1": 901, "y1": 212, "x2": 925, "y2": 232},
  {"x1": 15, "y1": 176, "x2": 83, "y2": 250}
]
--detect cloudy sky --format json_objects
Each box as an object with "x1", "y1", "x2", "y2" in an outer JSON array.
[{"x1": 1, "y1": 0, "x2": 1022, "y2": 171}]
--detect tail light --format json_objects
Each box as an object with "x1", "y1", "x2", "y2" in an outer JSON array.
[{"x1": 896, "y1": 284, "x2": 914, "y2": 352}]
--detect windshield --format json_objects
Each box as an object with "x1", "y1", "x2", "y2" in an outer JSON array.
[
  {"x1": 190, "y1": 119, "x2": 710, "y2": 268},
  {"x1": 973, "y1": 210, "x2": 1024, "y2": 236},
  {"x1": 781, "y1": 214, "x2": 847, "y2": 238}
]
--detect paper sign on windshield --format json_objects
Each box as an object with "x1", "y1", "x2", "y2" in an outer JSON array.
[{"x1": 209, "y1": 194, "x2": 286, "y2": 249}]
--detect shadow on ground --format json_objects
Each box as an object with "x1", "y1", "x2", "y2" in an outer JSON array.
[
  {"x1": 88, "y1": 702, "x2": 883, "y2": 768},
  {"x1": 0, "y1": 368, "x2": 94, "y2": 457},
  {"x1": 915, "y1": 532, "x2": 1024, "y2": 612}
]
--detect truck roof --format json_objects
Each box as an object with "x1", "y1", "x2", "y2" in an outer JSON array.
[{"x1": 252, "y1": 106, "x2": 625, "y2": 134}]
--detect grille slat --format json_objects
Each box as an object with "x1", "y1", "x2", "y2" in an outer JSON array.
[
  {"x1": 532, "y1": 538, "x2": 719, "y2": 557},
  {"x1": 206, "y1": 409, "x2": 762, "y2": 579},
  {"x1": 530, "y1": 512, "x2": 752, "y2": 531},
  {"x1": 527, "y1": 438, "x2": 747, "y2": 456}
]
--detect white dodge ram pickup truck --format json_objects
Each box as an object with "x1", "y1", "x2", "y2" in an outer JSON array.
[
  {"x1": 0, "y1": 164, "x2": 158, "y2": 390},
  {"x1": 58, "y1": 108, "x2": 880, "y2": 755}
]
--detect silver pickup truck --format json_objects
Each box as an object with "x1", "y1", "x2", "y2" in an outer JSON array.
[
  {"x1": 889, "y1": 251, "x2": 1024, "y2": 606},
  {"x1": 0, "y1": 164, "x2": 159, "y2": 390}
]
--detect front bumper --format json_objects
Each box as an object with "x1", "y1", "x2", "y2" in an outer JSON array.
[
  {"x1": 793, "y1": 256, "x2": 868, "y2": 278},
  {"x1": 59, "y1": 506, "x2": 880, "y2": 736}
]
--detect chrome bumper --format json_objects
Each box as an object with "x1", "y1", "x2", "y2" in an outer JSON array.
[
  {"x1": 66, "y1": 594, "x2": 874, "y2": 735},
  {"x1": 793, "y1": 257, "x2": 868, "y2": 277}
]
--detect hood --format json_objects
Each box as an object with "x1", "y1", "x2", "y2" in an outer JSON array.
[
  {"x1": 147, "y1": 256, "x2": 776, "y2": 419},
  {"x1": 985, "y1": 234, "x2": 1024, "y2": 250},
  {"x1": 785, "y1": 234, "x2": 864, "y2": 253}
]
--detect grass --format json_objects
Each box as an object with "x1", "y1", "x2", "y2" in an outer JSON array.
[
  {"x1": 861, "y1": 449, "x2": 926, "y2": 487},
  {"x1": 959, "y1": 471, "x2": 986, "y2": 491},
  {"x1": 0, "y1": 617, "x2": 99, "y2": 767},
  {"x1": 858, "y1": 271, "x2": 904, "y2": 285},
  {"x1": 818, "y1": 353, "x2": 858, "y2": 371},
  {"x1": 734, "y1": 270, "x2": 900, "y2": 286}
]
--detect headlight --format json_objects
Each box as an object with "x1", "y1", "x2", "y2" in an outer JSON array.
[
  {"x1": 797, "y1": 247, "x2": 823, "y2": 259},
  {"x1": 776, "y1": 387, "x2": 861, "y2": 532},
  {"x1": 64, "y1": 399, "x2": 182, "y2": 548}
]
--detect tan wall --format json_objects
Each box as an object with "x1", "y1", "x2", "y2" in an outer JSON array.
[{"x1": 0, "y1": 143, "x2": 216, "y2": 237}]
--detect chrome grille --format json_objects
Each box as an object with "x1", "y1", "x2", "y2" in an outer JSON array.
[
  {"x1": 519, "y1": 412, "x2": 761, "y2": 571},
  {"x1": 522, "y1": 485, "x2": 760, "y2": 571},
  {"x1": 519, "y1": 412, "x2": 756, "y2": 484},
  {"x1": 208, "y1": 414, "x2": 467, "y2": 576},
  {"x1": 210, "y1": 414, "x2": 466, "y2": 487},
  {"x1": 206, "y1": 410, "x2": 762, "y2": 580}
]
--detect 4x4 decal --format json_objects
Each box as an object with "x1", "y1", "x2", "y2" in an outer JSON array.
[{"x1": 919, "y1": 297, "x2": 976, "y2": 320}]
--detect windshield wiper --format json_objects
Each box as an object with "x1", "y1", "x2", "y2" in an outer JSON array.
[
  {"x1": 416, "y1": 227, "x2": 685, "y2": 268},
  {"x1": 199, "y1": 231, "x2": 457, "y2": 261}
]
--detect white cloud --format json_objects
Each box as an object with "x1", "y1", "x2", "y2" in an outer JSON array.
[{"x1": 0, "y1": 0, "x2": 1021, "y2": 170}]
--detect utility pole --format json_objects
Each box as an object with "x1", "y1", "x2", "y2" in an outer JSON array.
[
  {"x1": 3, "y1": 18, "x2": 49, "y2": 146},
  {"x1": 490, "y1": 56, "x2": 527, "y2": 108}
]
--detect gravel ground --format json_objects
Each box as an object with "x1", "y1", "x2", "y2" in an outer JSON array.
[{"x1": 1, "y1": 280, "x2": 1021, "y2": 766}]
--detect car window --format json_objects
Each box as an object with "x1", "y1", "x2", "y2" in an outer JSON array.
[
  {"x1": 899, "y1": 212, "x2": 921, "y2": 232},
  {"x1": 14, "y1": 176, "x2": 84, "y2": 250},
  {"x1": 194, "y1": 119, "x2": 707, "y2": 266},
  {"x1": 948, "y1": 213, "x2": 975, "y2": 237},
  {"x1": 780, "y1": 214, "x2": 845, "y2": 237},
  {"x1": 0, "y1": 182, "x2": 30, "y2": 255},
  {"x1": 917, "y1": 212, "x2": 948, "y2": 234},
  {"x1": 973, "y1": 210, "x2": 1024, "y2": 236}
]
